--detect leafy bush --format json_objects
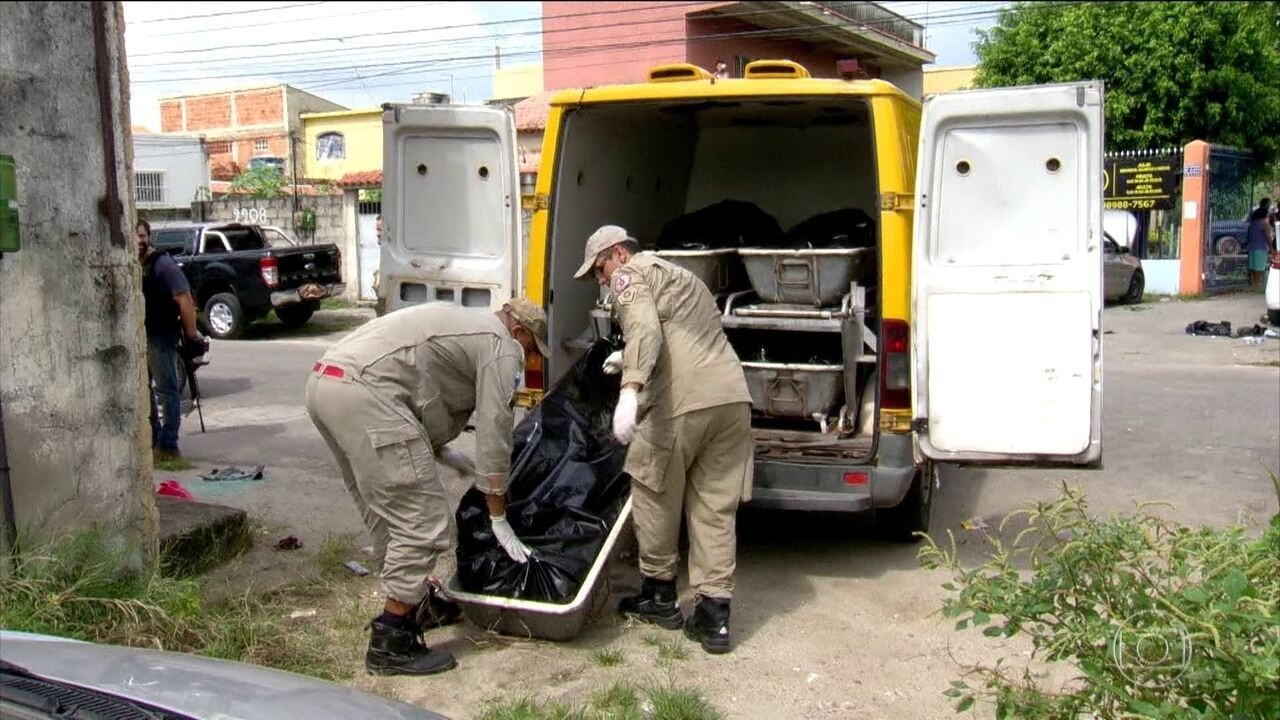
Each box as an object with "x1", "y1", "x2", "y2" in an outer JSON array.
[{"x1": 920, "y1": 483, "x2": 1280, "y2": 719}]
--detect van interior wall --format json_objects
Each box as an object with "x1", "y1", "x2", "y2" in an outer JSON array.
[
  {"x1": 686, "y1": 123, "x2": 876, "y2": 228},
  {"x1": 546, "y1": 99, "x2": 877, "y2": 385}
]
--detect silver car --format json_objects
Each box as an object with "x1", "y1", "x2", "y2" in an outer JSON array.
[
  {"x1": 1103, "y1": 232, "x2": 1144, "y2": 303},
  {"x1": 0, "y1": 631, "x2": 448, "y2": 720}
]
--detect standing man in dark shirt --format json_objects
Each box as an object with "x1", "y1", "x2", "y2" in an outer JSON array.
[{"x1": 137, "y1": 220, "x2": 207, "y2": 462}]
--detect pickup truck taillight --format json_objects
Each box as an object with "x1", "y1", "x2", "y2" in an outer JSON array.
[
  {"x1": 524, "y1": 353, "x2": 544, "y2": 392},
  {"x1": 880, "y1": 319, "x2": 910, "y2": 410},
  {"x1": 259, "y1": 256, "x2": 279, "y2": 289}
]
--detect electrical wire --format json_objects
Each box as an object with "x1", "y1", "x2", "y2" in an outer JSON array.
[{"x1": 132, "y1": 2, "x2": 328, "y2": 24}]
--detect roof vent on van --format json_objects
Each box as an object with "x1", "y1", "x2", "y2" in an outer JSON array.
[
  {"x1": 743, "y1": 60, "x2": 811, "y2": 79},
  {"x1": 648, "y1": 64, "x2": 712, "y2": 83}
]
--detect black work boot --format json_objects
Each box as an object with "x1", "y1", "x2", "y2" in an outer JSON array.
[
  {"x1": 365, "y1": 616, "x2": 457, "y2": 676},
  {"x1": 413, "y1": 584, "x2": 462, "y2": 631},
  {"x1": 683, "y1": 595, "x2": 731, "y2": 654},
  {"x1": 618, "y1": 577, "x2": 683, "y2": 630}
]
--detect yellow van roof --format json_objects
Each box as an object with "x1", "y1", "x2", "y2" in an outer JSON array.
[{"x1": 548, "y1": 77, "x2": 919, "y2": 108}]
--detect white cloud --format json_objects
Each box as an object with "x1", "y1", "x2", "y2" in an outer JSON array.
[{"x1": 123, "y1": 1, "x2": 541, "y2": 131}]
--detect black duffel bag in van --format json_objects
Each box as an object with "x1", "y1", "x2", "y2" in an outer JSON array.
[
  {"x1": 656, "y1": 199, "x2": 783, "y2": 250},
  {"x1": 784, "y1": 208, "x2": 876, "y2": 249}
]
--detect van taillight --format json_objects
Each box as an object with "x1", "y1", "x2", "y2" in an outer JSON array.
[
  {"x1": 259, "y1": 256, "x2": 279, "y2": 289},
  {"x1": 524, "y1": 353, "x2": 544, "y2": 392},
  {"x1": 880, "y1": 319, "x2": 910, "y2": 409}
]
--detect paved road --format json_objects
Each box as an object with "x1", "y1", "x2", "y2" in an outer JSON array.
[{"x1": 168, "y1": 296, "x2": 1279, "y2": 719}]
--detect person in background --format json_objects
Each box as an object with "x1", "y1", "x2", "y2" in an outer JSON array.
[
  {"x1": 305, "y1": 299, "x2": 548, "y2": 675},
  {"x1": 137, "y1": 219, "x2": 207, "y2": 463},
  {"x1": 575, "y1": 225, "x2": 753, "y2": 655},
  {"x1": 1247, "y1": 198, "x2": 1274, "y2": 289}
]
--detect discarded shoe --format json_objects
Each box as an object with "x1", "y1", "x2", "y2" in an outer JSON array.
[
  {"x1": 683, "y1": 595, "x2": 732, "y2": 654},
  {"x1": 365, "y1": 618, "x2": 457, "y2": 676},
  {"x1": 618, "y1": 577, "x2": 683, "y2": 630},
  {"x1": 200, "y1": 465, "x2": 266, "y2": 482}
]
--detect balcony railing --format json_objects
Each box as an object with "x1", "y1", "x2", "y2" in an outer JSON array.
[{"x1": 808, "y1": 2, "x2": 925, "y2": 48}]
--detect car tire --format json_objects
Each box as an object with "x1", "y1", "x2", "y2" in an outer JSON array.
[
  {"x1": 1215, "y1": 235, "x2": 1242, "y2": 256},
  {"x1": 876, "y1": 462, "x2": 936, "y2": 543},
  {"x1": 1123, "y1": 270, "x2": 1145, "y2": 305},
  {"x1": 276, "y1": 301, "x2": 317, "y2": 328},
  {"x1": 204, "y1": 292, "x2": 246, "y2": 340}
]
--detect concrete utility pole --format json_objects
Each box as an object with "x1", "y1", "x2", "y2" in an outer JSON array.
[{"x1": 0, "y1": 1, "x2": 157, "y2": 567}]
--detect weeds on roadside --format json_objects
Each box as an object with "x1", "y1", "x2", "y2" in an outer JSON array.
[
  {"x1": 589, "y1": 646, "x2": 625, "y2": 667},
  {"x1": 154, "y1": 456, "x2": 195, "y2": 472},
  {"x1": 314, "y1": 533, "x2": 359, "y2": 576},
  {"x1": 643, "y1": 632, "x2": 689, "y2": 663},
  {"x1": 481, "y1": 679, "x2": 723, "y2": 720},
  {"x1": 0, "y1": 529, "x2": 354, "y2": 681},
  {"x1": 920, "y1": 481, "x2": 1280, "y2": 719}
]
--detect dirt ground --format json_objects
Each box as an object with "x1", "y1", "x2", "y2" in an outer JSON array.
[{"x1": 177, "y1": 294, "x2": 1279, "y2": 719}]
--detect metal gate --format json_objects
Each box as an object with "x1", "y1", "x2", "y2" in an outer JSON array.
[
  {"x1": 357, "y1": 199, "x2": 381, "y2": 301},
  {"x1": 1202, "y1": 145, "x2": 1256, "y2": 294}
]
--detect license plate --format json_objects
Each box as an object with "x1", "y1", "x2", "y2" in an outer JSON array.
[{"x1": 299, "y1": 283, "x2": 328, "y2": 301}]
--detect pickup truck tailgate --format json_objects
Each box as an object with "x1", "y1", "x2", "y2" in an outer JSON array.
[{"x1": 274, "y1": 246, "x2": 342, "y2": 287}]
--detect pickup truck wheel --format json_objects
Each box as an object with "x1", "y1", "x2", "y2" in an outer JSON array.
[
  {"x1": 204, "y1": 293, "x2": 245, "y2": 340},
  {"x1": 876, "y1": 462, "x2": 936, "y2": 543},
  {"x1": 276, "y1": 301, "x2": 317, "y2": 328},
  {"x1": 1123, "y1": 270, "x2": 1145, "y2": 305}
]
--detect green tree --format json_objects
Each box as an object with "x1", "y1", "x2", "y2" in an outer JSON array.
[
  {"x1": 227, "y1": 166, "x2": 286, "y2": 199},
  {"x1": 974, "y1": 2, "x2": 1280, "y2": 165}
]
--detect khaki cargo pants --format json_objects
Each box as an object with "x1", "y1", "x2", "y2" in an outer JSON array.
[
  {"x1": 304, "y1": 368, "x2": 453, "y2": 606},
  {"x1": 630, "y1": 402, "x2": 752, "y2": 600}
]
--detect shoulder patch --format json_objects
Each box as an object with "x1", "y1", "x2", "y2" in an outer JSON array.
[
  {"x1": 616, "y1": 287, "x2": 637, "y2": 306},
  {"x1": 613, "y1": 272, "x2": 632, "y2": 294}
]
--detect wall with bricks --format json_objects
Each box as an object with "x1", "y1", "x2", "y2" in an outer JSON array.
[
  {"x1": 160, "y1": 99, "x2": 183, "y2": 132},
  {"x1": 192, "y1": 194, "x2": 359, "y2": 300},
  {"x1": 185, "y1": 95, "x2": 233, "y2": 132},
  {"x1": 235, "y1": 88, "x2": 284, "y2": 127}
]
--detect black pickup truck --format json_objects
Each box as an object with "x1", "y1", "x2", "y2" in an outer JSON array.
[{"x1": 150, "y1": 223, "x2": 344, "y2": 339}]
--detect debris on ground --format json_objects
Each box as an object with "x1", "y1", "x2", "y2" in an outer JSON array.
[
  {"x1": 156, "y1": 480, "x2": 193, "y2": 500},
  {"x1": 199, "y1": 465, "x2": 266, "y2": 482},
  {"x1": 344, "y1": 560, "x2": 371, "y2": 576},
  {"x1": 1185, "y1": 320, "x2": 1233, "y2": 337},
  {"x1": 274, "y1": 535, "x2": 303, "y2": 551},
  {"x1": 961, "y1": 517, "x2": 990, "y2": 531},
  {"x1": 1234, "y1": 323, "x2": 1269, "y2": 338},
  {"x1": 289, "y1": 609, "x2": 318, "y2": 620}
]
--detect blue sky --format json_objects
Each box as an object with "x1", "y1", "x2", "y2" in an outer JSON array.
[{"x1": 124, "y1": 1, "x2": 999, "y2": 131}]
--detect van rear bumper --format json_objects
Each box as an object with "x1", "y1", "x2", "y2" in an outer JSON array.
[{"x1": 744, "y1": 432, "x2": 917, "y2": 512}]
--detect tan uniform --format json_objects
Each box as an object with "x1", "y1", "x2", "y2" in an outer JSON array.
[
  {"x1": 612, "y1": 253, "x2": 753, "y2": 599},
  {"x1": 304, "y1": 304, "x2": 524, "y2": 605}
]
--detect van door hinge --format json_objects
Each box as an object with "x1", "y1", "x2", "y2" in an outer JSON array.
[
  {"x1": 879, "y1": 192, "x2": 913, "y2": 212},
  {"x1": 911, "y1": 418, "x2": 928, "y2": 433},
  {"x1": 533, "y1": 193, "x2": 550, "y2": 211}
]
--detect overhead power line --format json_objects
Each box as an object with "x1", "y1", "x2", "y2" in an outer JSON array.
[{"x1": 132, "y1": 1, "x2": 328, "y2": 24}]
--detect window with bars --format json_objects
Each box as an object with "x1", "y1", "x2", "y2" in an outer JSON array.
[
  {"x1": 135, "y1": 171, "x2": 165, "y2": 205},
  {"x1": 206, "y1": 140, "x2": 231, "y2": 154},
  {"x1": 253, "y1": 138, "x2": 269, "y2": 152}
]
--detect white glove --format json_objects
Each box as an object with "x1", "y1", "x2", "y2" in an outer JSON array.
[
  {"x1": 490, "y1": 514, "x2": 531, "y2": 563},
  {"x1": 613, "y1": 387, "x2": 638, "y2": 445},
  {"x1": 437, "y1": 447, "x2": 475, "y2": 475},
  {"x1": 602, "y1": 350, "x2": 623, "y2": 375}
]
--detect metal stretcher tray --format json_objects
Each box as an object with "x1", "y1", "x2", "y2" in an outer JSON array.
[
  {"x1": 738, "y1": 248, "x2": 873, "y2": 306},
  {"x1": 444, "y1": 497, "x2": 632, "y2": 641},
  {"x1": 741, "y1": 361, "x2": 846, "y2": 419},
  {"x1": 648, "y1": 248, "x2": 746, "y2": 294}
]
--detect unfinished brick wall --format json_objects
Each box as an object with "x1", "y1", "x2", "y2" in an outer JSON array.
[
  {"x1": 160, "y1": 100, "x2": 183, "y2": 132},
  {"x1": 185, "y1": 95, "x2": 232, "y2": 131},
  {"x1": 235, "y1": 88, "x2": 284, "y2": 126}
]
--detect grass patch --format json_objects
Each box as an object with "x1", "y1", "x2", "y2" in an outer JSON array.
[
  {"x1": 155, "y1": 456, "x2": 195, "y2": 472},
  {"x1": 643, "y1": 632, "x2": 688, "y2": 662},
  {"x1": 482, "y1": 681, "x2": 722, "y2": 720},
  {"x1": 320, "y1": 297, "x2": 355, "y2": 310},
  {"x1": 1, "y1": 528, "x2": 356, "y2": 682},
  {"x1": 313, "y1": 533, "x2": 359, "y2": 577},
  {"x1": 589, "y1": 646, "x2": 625, "y2": 667}
]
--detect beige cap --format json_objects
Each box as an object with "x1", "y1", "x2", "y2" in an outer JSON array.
[
  {"x1": 573, "y1": 225, "x2": 635, "y2": 280},
  {"x1": 503, "y1": 297, "x2": 549, "y2": 357}
]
